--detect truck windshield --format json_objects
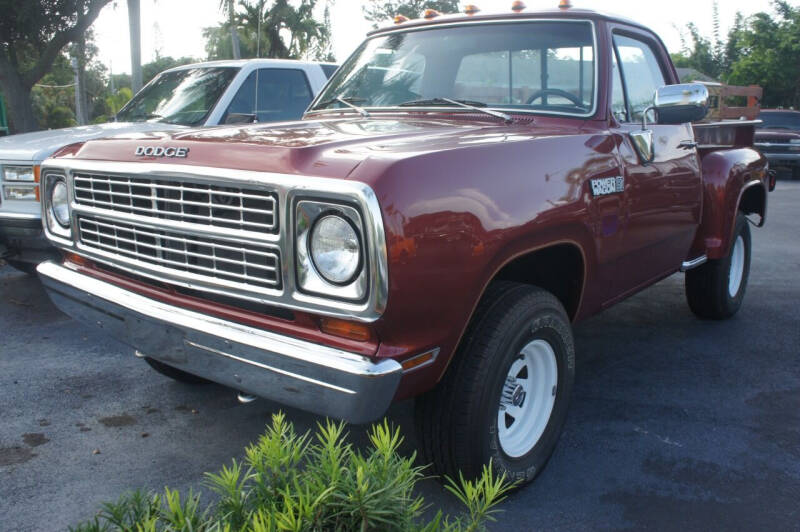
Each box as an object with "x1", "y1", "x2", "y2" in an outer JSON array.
[
  {"x1": 759, "y1": 112, "x2": 800, "y2": 131},
  {"x1": 310, "y1": 20, "x2": 595, "y2": 117},
  {"x1": 116, "y1": 67, "x2": 239, "y2": 126}
]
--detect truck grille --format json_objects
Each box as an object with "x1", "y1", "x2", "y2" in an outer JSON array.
[
  {"x1": 77, "y1": 216, "x2": 281, "y2": 290},
  {"x1": 73, "y1": 172, "x2": 278, "y2": 233}
]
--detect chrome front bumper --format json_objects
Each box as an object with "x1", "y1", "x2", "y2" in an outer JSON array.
[{"x1": 37, "y1": 261, "x2": 402, "y2": 423}]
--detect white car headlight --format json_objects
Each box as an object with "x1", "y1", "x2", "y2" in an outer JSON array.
[
  {"x1": 51, "y1": 180, "x2": 70, "y2": 227},
  {"x1": 3, "y1": 165, "x2": 36, "y2": 182},
  {"x1": 310, "y1": 214, "x2": 362, "y2": 284}
]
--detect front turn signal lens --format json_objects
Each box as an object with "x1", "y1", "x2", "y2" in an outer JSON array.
[{"x1": 320, "y1": 317, "x2": 373, "y2": 342}]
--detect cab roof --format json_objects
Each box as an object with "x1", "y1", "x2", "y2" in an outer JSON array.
[{"x1": 368, "y1": 7, "x2": 653, "y2": 36}]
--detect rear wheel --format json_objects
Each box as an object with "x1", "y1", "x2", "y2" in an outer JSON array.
[
  {"x1": 144, "y1": 357, "x2": 210, "y2": 384},
  {"x1": 685, "y1": 213, "x2": 751, "y2": 319},
  {"x1": 415, "y1": 282, "x2": 575, "y2": 486}
]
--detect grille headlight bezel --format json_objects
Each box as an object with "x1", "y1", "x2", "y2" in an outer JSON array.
[
  {"x1": 295, "y1": 199, "x2": 369, "y2": 302},
  {"x1": 43, "y1": 172, "x2": 72, "y2": 239}
]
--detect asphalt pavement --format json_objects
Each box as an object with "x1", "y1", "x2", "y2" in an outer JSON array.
[{"x1": 1, "y1": 182, "x2": 798, "y2": 531}]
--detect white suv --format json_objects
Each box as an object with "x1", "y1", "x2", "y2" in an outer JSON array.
[{"x1": 0, "y1": 59, "x2": 337, "y2": 273}]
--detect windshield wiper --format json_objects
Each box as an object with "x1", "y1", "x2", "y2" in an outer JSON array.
[
  {"x1": 315, "y1": 96, "x2": 370, "y2": 118},
  {"x1": 398, "y1": 97, "x2": 514, "y2": 124}
]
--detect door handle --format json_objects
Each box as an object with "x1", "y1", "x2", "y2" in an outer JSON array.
[{"x1": 678, "y1": 140, "x2": 698, "y2": 150}]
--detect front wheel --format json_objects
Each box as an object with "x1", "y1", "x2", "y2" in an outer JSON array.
[
  {"x1": 415, "y1": 282, "x2": 575, "y2": 486},
  {"x1": 685, "y1": 213, "x2": 751, "y2": 319}
]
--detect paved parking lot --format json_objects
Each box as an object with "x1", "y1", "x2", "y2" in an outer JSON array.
[{"x1": 1, "y1": 182, "x2": 799, "y2": 531}]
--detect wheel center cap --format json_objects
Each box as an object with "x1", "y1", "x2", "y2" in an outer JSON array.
[{"x1": 511, "y1": 384, "x2": 526, "y2": 407}]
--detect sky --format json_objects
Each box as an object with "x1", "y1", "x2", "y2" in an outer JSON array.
[{"x1": 92, "y1": 0, "x2": 794, "y2": 75}]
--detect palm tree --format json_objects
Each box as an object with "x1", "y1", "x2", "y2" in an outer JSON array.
[{"x1": 220, "y1": 0, "x2": 242, "y2": 59}]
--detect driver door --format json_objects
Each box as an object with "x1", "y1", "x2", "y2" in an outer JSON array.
[{"x1": 603, "y1": 31, "x2": 702, "y2": 303}]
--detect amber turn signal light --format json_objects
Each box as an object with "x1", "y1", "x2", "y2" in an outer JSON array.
[
  {"x1": 401, "y1": 349, "x2": 439, "y2": 372},
  {"x1": 65, "y1": 252, "x2": 92, "y2": 267},
  {"x1": 464, "y1": 4, "x2": 480, "y2": 15},
  {"x1": 423, "y1": 8, "x2": 441, "y2": 19},
  {"x1": 34, "y1": 165, "x2": 41, "y2": 202},
  {"x1": 393, "y1": 14, "x2": 409, "y2": 24},
  {"x1": 320, "y1": 317, "x2": 373, "y2": 342}
]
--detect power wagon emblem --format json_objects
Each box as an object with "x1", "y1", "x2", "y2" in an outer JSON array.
[
  {"x1": 590, "y1": 176, "x2": 624, "y2": 196},
  {"x1": 134, "y1": 146, "x2": 189, "y2": 158}
]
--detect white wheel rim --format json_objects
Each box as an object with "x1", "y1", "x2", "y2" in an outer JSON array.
[
  {"x1": 497, "y1": 339, "x2": 558, "y2": 458},
  {"x1": 728, "y1": 235, "x2": 745, "y2": 297}
]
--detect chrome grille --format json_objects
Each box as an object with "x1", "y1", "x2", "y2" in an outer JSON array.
[
  {"x1": 78, "y1": 216, "x2": 281, "y2": 290},
  {"x1": 73, "y1": 173, "x2": 278, "y2": 233}
]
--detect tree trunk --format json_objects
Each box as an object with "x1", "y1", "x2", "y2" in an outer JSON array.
[
  {"x1": 0, "y1": 68, "x2": 37, "y2": 134},
  {"x1": 228, "y1": 0, "x2": 241, "y2": 59},
  {"x1": 128, "y1": 0, "x2": 143, "y2": 93}
]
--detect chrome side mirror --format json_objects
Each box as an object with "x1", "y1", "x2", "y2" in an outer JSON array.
[
  {"x1": 653, "y1": 83, "x2": 710, "y2": 125},
  {"x1": 630, "y1": 84, "x2": 709, "y2": 164}
]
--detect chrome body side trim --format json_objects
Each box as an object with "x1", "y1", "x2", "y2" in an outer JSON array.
[
  {"x1": 681, "y1": 255, "x2": 708, "y2": 271},
  {"x1": 37, "y1": 260, "x2": 402, "y2": 423},
  {"x1": 40, "y1": 159, "x2": 389, "y2": 322}
]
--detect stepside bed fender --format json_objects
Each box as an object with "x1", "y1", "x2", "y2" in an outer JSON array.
[{"x1": 695, "y1": 148, "x2": 768, "y2": 260}]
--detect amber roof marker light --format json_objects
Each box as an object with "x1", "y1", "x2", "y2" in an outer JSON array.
[
  {"x1": 511, "y1": 1, "x2": 526, "y2": 13},
  {"x1": 393, "y1": 14, "x2": 409, "y2": 24},
  {"x1": 464, "y1": 4, "x2": 480, "y2": 15},
  {"x1": 559, "y1": 0, "x2": 573, "y2": 9},
  {"x1": 423, "y1": 8, "x2": 442, "y2": 19}
]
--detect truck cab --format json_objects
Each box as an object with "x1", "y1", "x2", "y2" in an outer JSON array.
[
  {"x1": 36, "y1": 5, "x2": 768, "y2": 487},
  {"x1": 0, "y1": 59, "x2": 336, "y2": 273}
]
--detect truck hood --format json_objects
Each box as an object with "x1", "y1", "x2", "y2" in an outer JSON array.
[
  {"x1": 54, "y1": 115, "x2": 578, "y2": 180},
  {"x1": 0, "y1": 121, "x2": 186, "y2": 162}
]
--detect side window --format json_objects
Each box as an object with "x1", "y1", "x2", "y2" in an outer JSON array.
[
  {"x1": 611, "y1": 51, "x2": 628, "y2": 122},
  {"x1": 321, "y1": 64, "x2": 339, "y2": 79},
  {"x1": 613, "y1": 34, "x2": 666, "y2": 122},
  {"x1": 223, "y1": 68, "x2": 313, "y2": 123}
]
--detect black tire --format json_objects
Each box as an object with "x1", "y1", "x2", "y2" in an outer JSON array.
[
  {"x1": 6, "y1": 259, "x2": 38, "y2": 276},
  {"x1": 144, "y1": 357, "x2": 210, "y2": 384},
  {"x1": 685, "y1": 213, "x2": 751, "y2": 319},
  {"x1": 415, "y1": 282, "x2": 575, "y2": 486}
]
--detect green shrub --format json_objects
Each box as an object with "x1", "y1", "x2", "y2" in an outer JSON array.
[{"x1": 71, "y1": 412, "x2": 514, "y2": 532}]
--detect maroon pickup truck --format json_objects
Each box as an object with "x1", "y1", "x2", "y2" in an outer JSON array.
[{"x1": 37, "y1": 4, "x2": 771, "y2": 485}]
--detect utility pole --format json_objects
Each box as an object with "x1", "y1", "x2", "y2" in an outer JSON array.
[
  {"x1": 70, "y1": 57, "x2": 87, "y2": 125},
  {"x1": 128, "y1": 0, "x2": 143, "y2": 93}
]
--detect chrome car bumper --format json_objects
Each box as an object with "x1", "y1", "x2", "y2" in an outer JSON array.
[{"x1": 37, "y1": 261, "x2": 403, "y2": 423}]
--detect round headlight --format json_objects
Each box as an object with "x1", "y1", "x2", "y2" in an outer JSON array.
[
  {"x1": 51, "y1": 180, "x2": 70, "y2": 227},
  {"x1": 309, "y1": 214, "x2": 361, "y2": 284}
]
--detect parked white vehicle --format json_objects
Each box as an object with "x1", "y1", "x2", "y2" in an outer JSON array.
[{"x1": 0, "y1": 58, "x2": 337, "y2": 273}]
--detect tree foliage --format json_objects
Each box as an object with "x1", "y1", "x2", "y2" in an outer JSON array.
[
  {"x1": 362, "y1": 0, "x2": 460, "y2": 28},
  {"x1": 70, "y1": 413, "x2": 514, "y2": 532},
  {"x1": 672, "y1": 0, "x2": 800, "y2": 109},
  {"x1": 0, "y1": 0, "x2": 113, "y2": 132},
  {"x1": 204, "y1": 0, "x2": 335, "y2": 62}
]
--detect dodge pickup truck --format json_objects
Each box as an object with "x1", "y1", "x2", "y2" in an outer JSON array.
[
  {"x1": 37, "y1": 4, "x2": 771, "y2": 486},
  {"x1": 0, "y1": 59, "x2": 336, "y2": 273}
]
